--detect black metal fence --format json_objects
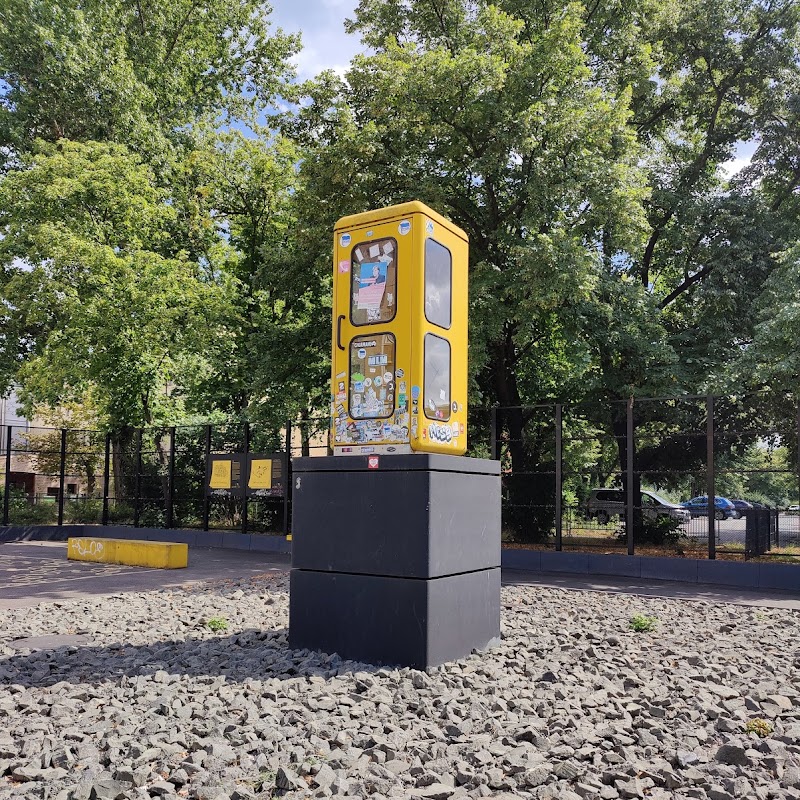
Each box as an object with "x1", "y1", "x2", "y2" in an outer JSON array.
[
  {"x1": 489, "y1": 395, "x2": 800, "y2": 560},
  {"x1": 2, "y1": 394, "x2": 799, "y2": 560},
  {"x1": 0, "y1": 418, "x2": 329, "y2": 535}
]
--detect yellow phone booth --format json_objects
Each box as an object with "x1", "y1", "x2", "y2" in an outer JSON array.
[
  {"x1": 330, "y1": 201, "x2": 468, "y2": 456},
  {"x1": 289, "y1": 200, "x2": 500, "y2": 670}
]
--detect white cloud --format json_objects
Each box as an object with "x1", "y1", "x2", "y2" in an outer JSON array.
[
  {"x1": 720, "y1": 157, "x2": 751, "y2": 179},
  {"x1": 271, "y1": 0, "x2": 364, "y2": 80}
]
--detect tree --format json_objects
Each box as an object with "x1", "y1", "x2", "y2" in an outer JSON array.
[
  {"x1": 0, "y1": 0, "x2": 299, "y2": 165},
  {"x1": 0, "y1": 139, "x2": 230, "y2": 495},
  {"x1": 22, "y1": 400, "x2": 103, "y2": 496},
  {"x1": 293, "y1": 0, "x2": 650, "y2": 536},
  {"x1": 181, "y1": 130, "x2": 330, "y2": 435},
  {"x1": 288, "y1": 0, "x2": 800, "y2": 538}
]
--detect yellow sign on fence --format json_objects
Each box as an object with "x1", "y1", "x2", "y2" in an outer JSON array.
[
  {"x1": 249, "y1": 458, "x2": 273, "y2": 489},
  {"x1": 209, "y1": 458, "x2": 232, "y2": 489}
]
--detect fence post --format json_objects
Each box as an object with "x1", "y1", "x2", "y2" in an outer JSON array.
[
  {"x1": 202, "y1": 424, "x2": 211, "y2": 532},
  {"x1": 707, "y1": 395, "x2": 716, "y2": 560},
  {"x1": 2, "y1": 425, "x2": 11, "y2": 526},
  {"x1": 166, "y1": 426, "x2": 176, "y2": 528},
  {"x1": 57, "y1": 428, "x2": 67, "y2": 526},
  {"x1": 102, "y1": 433, "x2": 111, "y2": 526},
  {"x1": 242, "y1": 421, "x2": 250, "y2": 535},
  {"x1": 555, "y1": 404, "x2": 563, "y2": 551},
  {"x1": 133, "y1": 429, "x2": 142, "y2": 528},
  {"x1": 626, "y1": 398, "x2": 634, "y2": 556},
  {"x1": 796, "y1": 405, "x2": 800, "y2": 513},
  {"x1": 283, "y1": 419, "x2": 292, "y2": 536},
  {"x1": 490, "y1": 405, "x2": 502, "y2": 461}
]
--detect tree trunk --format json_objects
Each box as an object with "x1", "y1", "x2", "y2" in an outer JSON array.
[
  {"x1": 110, "y1": 426, "x2": 136, "y2": 502},
  {"x1": 491, "y1": 332, "x2": 555, "y2": 542}
]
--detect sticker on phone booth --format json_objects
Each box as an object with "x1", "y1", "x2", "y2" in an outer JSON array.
[
  {"x1": 340, "y1": 233, "x2": 351, "y2": 247},
  {"x1": 368, "y1": 456, "x2": 379, "y2": 469},
  {"x1": 398, "y1": 220, "x2": 411, "y2": 235},
  {"x1": 339, "y1": 260, "x2": 350, "y2": 273}
]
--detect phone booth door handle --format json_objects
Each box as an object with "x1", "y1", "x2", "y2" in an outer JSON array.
[{"x1": 336, "y1": 315, "x2": 345, "y2": 351}]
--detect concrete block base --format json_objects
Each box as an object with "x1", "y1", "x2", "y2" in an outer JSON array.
[{"x1": 289, "y1": 567, "x2": 500, "y2": 669}]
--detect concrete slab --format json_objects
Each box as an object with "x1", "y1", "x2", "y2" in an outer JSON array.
[{"x1": 588, "y1": 553, "x2": 641, "y2": 578}]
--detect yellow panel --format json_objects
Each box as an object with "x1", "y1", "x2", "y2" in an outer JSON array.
[
  {"x1": 249, "y1": 458, "x2": 272, "y2": 489},
  {"x1": 331, "y1": 202, "x2": 469, "y2": 456},
  {"x1": 209, "y1": 459, "x2": 232, "y2": 489},
  {"x1": 67, "y1": 538, "x2": 188, "y2": 569}
]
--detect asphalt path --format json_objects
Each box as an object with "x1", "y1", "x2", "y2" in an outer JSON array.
[
  {"x1": 1, "y1": 541, "x2": 798, "y2": 612},
  {"x1": 0, "y1": 541, "x2": 290, "y2": 609},
  {"x1": 683, "y1": 511, "x2": 800, "y2": 545}
]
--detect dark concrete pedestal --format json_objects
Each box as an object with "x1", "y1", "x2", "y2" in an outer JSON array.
[{"x1": 289, "y1": 454, "x2": 501, "y2": 669}]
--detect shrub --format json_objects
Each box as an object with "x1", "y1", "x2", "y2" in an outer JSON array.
[
  {"x1": 745, "y1": 718, "x2": 773, "y2": 737},
  {"x1": 206, "y1": 617, "x2": 228, "y2": 632},
  {"x1": 65, "y1": 498, "x2": 103, "y2": 524},
  {"x1": 617, "y1": 514, "x2": 686, "y2": 547},
  {"x1": 7, "y1": 490, "x2": 57, "y2": 525},
  {"x1": 630, "y1": 614, "x2": 658, "y2": 632}
]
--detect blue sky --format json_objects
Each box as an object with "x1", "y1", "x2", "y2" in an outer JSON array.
[{"x1": 270, "y1": 0, "x2": 364, "y2": 79}]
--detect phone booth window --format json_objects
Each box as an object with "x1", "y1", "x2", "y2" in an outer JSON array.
[
  {"x1": 350, "y1": 238, "x2": 397, "y2": 326},
  {"x1": 424, "y1": 238, "x2": 451, "y2": 329},
  {"x1": 349, "y1": 334, "x2": 396, "y2": 419},
  {"x1": 424, "y1": 334, "x2": 451, "y2": 421}
]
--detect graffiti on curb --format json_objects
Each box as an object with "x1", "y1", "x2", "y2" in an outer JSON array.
[{"x1": 70, "y1": 539, "x2": 105, "y2": 557}]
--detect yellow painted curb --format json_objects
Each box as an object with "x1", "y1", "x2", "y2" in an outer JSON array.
[{"x1": 67, "y1": 538, "x2": 188, "y2": 569}]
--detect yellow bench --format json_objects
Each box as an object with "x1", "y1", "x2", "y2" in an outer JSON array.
[{"x1": 67, "y1": 537, "x2": 188, "y2": 569}]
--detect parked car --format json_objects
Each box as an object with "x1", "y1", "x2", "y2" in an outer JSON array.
[
  {"x1": 681, "y1": 496, "x2": 737, "y2": 520},
  {"x1": 730, "y1": 499, "x2": 753, "y2": 517},
  {"x1": 585, "y1": 488, "x2": 690, "y2": 525}
]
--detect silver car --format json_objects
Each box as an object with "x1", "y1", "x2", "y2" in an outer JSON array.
[{"x1": 585, "y1": 488, "x2": 690, "y2": 525}]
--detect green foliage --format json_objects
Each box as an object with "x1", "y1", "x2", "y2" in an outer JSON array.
[
  {"x1": 629, "y1": 614, "x2": 659, "y2": 633},
  {"x1": 745, "y1": 718, "x2": 773, "y2": 738},
  {"x1": 615, "y1": 513, "x2": 686, "y2": 547},
  {"x1": 107, "y1": 503, "x2": 135, "y2": 525},
  {"x1": 1, "y1": 0, "x2": 799, "y2": 503},
  {"x1": 0, "y1": 140, "x2": 228, "y2": 429},
  {"x1": 64, "y1": 499, "x2": 103, "y2": 525},
  {"x1": 0, "y1": 0, "x2": 299, "y2": 163},
  {"x1": 206, "y1": 617, "x2": 228, "y2": 632},
  {"x1": 6, "y1": 490, "x2": 57, "y2": 525}
]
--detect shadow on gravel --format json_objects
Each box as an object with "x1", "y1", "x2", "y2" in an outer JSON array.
[{"x1": 0, "y1": 628, "x2": 371, "y2": 688}]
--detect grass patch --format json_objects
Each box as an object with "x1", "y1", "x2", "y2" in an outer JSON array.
[
  {"x1": 745, "y1": 718, "x2": 773, "y2": 737},
  {"x1": 206, "y1": 616, "x2": 229, "y2": 632},
  {"x1": 629, "y1": 614, "x2": 659, "y2": 633}
]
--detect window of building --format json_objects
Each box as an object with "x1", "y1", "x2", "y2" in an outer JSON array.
[
  {"x1": 349, "y1": 333, "x2": 396, "y2": 419},
  {"x1": 424, "y1": 238, "x2": 451, "y2": 329},
  {"x1": 424, "y1": 334, "x2": 451, "y2": 421},
  {"x1": 350, "y1": 238, "x2": 397, "y2": 326}
]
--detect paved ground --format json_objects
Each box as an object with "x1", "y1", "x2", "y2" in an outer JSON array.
[
  {"x1": 0, "y1": 541, "x2": 290, "y2": 609},
  {"x1": 1, "y1": 540, "x2": 799, "y2": 611}
]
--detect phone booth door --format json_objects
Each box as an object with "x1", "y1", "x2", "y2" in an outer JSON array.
[{"x1": 331, "y1": 217, "x2": 414, "y2": 454}]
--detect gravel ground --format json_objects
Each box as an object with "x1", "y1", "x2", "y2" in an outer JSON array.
[{"x1": 1, "y1": 571, "x2": 800, "y2": 800}]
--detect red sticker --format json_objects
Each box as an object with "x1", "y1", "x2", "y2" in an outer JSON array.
[{"x1": 368, "y1": 456, "x2": 379, "y2": 469}]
